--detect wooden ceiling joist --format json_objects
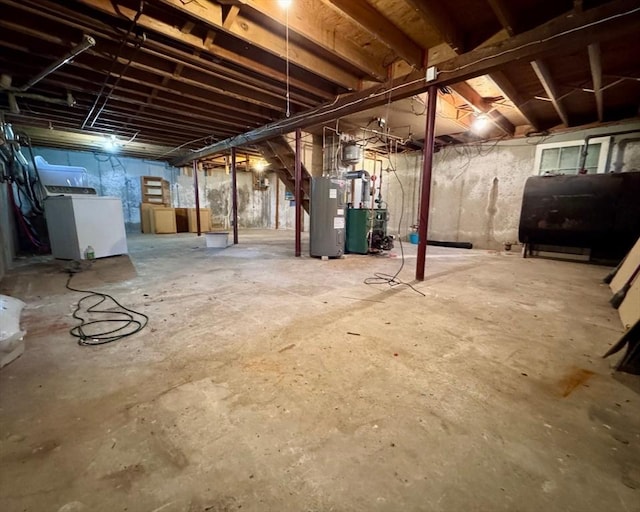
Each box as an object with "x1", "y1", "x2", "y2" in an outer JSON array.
[
  {"x1": 320, "y1": 0, "x2": 424, "y2": 67},
  {"x1": 489, "y1": 71, "x2": 543, "y2": 131},
  {"x1": 242, "y1": 0, "x2": 387, "y2": 81},
  {"x1": 69, "y1": 0, "x2": 348, "y2": 95},
  {"x1": 587, "y1": 43, "x2": 604, "y2": 122},
  {"x1": 450, "y1": 82, "x2": 515, "y2": 135},
  {"x1": 486, "y1": 0, "x2": 518, "y2": 36},
  {"x1": 404, "y1": 0, "x2": 465, "y2": 53},
  {"x1": 152, "y1": 0, "x2": 359, "y2": 89},
  {"x1": 176, "y1": 0, "x2": 640, "y2": 164},
  {"x1": 531, "y1": 60, "x2": 571, "y2": 127}
]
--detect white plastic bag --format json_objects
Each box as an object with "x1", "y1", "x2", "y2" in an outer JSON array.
[{"x1": 0, "y1": 295, "x2": 26, "y2": 369}]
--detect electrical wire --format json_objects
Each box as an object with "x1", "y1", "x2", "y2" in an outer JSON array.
[
  {"x1": 65, "y1": 268, "x2": 149, "y2": 346},
  {"x1": 363, "y1": 150, "x2": 425, "y2": 297},
  {"x1": 179, "y1": 5, "x2": 640, "y2": 163},
  {"x1": 81, "y1": 0, "x2": 145, "y2": 129}
]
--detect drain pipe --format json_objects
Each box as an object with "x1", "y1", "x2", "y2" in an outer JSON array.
[{"x1": 579, "y1": 128, "x2": 640, "y2": 172}]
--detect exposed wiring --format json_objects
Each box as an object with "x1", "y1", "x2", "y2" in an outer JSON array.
[
  {"x1": 65, "y1": 267, "x2": 149, "y2": 346},
  {"x1": 363, "y1": 146, "x2": 425, "y2": 297},
  {"x1": 181, "y1": 4, "x2": 640, "y2": 163},
  {"x1": 437, "y1": 6, "x2": 640, "y2": 77},
  {"x1": 81, "y1": 0, "x2": 145, "y2": 129}
]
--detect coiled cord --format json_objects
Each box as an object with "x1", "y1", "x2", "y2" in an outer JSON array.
[{"x1": 66, "y1": 272, "x2": 149, "y2": 346}]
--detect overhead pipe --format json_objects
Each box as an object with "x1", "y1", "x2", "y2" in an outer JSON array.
[
  {"x1": 18, "y1": 35, "x2": 95, "y2": 92},
  {"x1": 579, "y1": 128, "x2": 640, "y2": 172},
  {"x1": 344, "y1": 170, "x2": 370, "y2": 206}
]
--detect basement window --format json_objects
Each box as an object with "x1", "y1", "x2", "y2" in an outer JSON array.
[{"x1": 534, "y1": 137, "x2": 611, "y2": 175}]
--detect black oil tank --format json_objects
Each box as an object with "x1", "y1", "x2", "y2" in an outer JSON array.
[{"x1": 518, "y1": 172, "x2": 640, "y2": 260}]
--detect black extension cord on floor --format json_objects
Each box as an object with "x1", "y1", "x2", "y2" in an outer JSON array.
[{"x1": 65, "y1": 268, "x2": 149, "y2": 346}]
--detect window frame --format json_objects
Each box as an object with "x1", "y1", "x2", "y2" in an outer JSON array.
[{"x1": 534, "y1": 136, "x2": 611, "y2": 175}]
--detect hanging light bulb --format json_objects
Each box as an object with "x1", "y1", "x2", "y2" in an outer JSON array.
[
  {"x1": 103, "y1": 134, "x2": 119, "y2": 152},
  {"x1": 471, "y1": 113, "x2": 490, "y2": 133},
  {"x1": 278, "y1": 0, "x2": 292, "y2": 8}
]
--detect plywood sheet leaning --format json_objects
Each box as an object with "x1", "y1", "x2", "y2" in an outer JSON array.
[
  {"x1": 610, "y1": 236, "x2": 640, "y2": 294},
  {"x1": 619, "y1": 277, "x2": 640, "y2": 330}
]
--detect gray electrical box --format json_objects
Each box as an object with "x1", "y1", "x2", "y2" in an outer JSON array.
[{"x1": 310, "y1": 177, "x2": 346, "y2": 258}]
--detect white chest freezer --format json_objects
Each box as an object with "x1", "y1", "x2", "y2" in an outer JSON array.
[{"x1": 44, "y1": 196, "x2": 128, "y2": 260}]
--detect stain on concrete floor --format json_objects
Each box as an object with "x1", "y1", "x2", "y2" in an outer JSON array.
[{"x1": 0, "y1": 231, "x2": 638, "y2": 512}]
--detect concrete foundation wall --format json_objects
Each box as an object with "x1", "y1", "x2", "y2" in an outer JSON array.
[
  {"x1": 26, "y1": 120, "x2": 640, "y2": 253},
  {"x1": 31, "y1": 147, "x2": 306, "y2": 232},
  {"x1": 34, "y1": 148, "x2": 177, "y2": 230},
  {"x1": 381, "y1": 121, "x2": 640, "y2": 250},
  {"x1": 0, "y1": 183, "x2": 15, "y2": 281}
]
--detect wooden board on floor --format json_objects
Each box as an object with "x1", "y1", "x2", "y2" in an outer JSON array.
[{"x1": 610, "y1": 237, "x2": 640, "y2": 294}]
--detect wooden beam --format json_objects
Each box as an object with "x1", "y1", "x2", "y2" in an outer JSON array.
[
  {"x1": 222, "y1": 5, "x2": 240, "y2": 29},
  {"x1": 403, "y1": 0, "x2": 465, "y2": 53},
  {"x1": 70, "y1": 0, "x2": 343, "y2": 97},
  {"x1": 174, "y1": 0, "x2": 640, "y2": 164},
  {"x1": 154, "y1": 0, "x2": 359, "y2": 89},
  {"x1": 320, "y1": 0, "x2": 424, "y2": 67},
  {"x1": 181, "y1": 21, "x2": 195, "y2": 34},
  {"x1": 438, "y1": 91, "x2": 473, "y2": 131},
  {"x1": 530, "y1": 60, "x2": 570, "y2": 126},
  {"x1": 486, "y1": 0, "x2": 517, "y2": 36},
  {"x1": 241, "y1": 0, "x2": 386, "y2": 81},
  {"x1": 489, "y1": 71, "x2": 542, "y2": 130},
  {"x1": 0, "y1": 1, "x2": 332, "y2": 104},
  {"x1": 588, "y1": 43, "x2": 604, "y2": 122},
  {"x1": 450, "y1": 81, "x2": 515, "y2": 135}
]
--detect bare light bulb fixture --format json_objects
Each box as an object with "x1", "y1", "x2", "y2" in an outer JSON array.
[
  {"x1": 278, "y1": 0, "x2": 292, "y2": 8},
  {"x1": 254, "y1": 160, "x2": 268, "y2": 172},
  {"x1": 103, "y1": 134, "x2": 119, "y2": 152},
  {"x1": 471, "y1": 113, "x2": 490, "y2": 133}
]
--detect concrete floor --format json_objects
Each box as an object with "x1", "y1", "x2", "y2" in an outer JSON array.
[{"x1": 0, "y1": 230, "x2": 638, "y2": 512}]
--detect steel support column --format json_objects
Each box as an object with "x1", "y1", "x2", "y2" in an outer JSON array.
[
  {"x1": 193, "y1": 160, "x2": 201, "y2": 236},
  {"x1": 416, "y1": 86, "x2": 437, "y2": 281},
  {"x1": 231, "y1": 147, "x2": 239, "y2": 244},
  {"x1": 295, "y1": 128, "x2": 302, "y2": 257}
]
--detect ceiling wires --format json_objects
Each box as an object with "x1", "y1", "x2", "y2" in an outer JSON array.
[{"x1": 81, "y1": 0, "x2": 145, "y2": 130}]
